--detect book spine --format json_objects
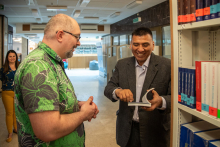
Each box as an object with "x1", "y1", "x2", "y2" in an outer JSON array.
[
  {"x1": 190, "y1": 0, "x2": 197, "y2": 22},
  {"x1": 196, "y1": 0, "x2": 204, "y2": 21},
  {"x1": 181, "y1": 68, "x2": 186, "y2": 105},
  {"x1": 218, "y1": 0, "x2": 220, "y2": 18},
  {"x1": 204, "y1": 0, "x2": 211, "y2": 20},
  {"x1": 185, "y1": 68, "x2": 189, "y2": 105},
  {"x1": 196, "y1": 61, "x2": 202, "y2": 111},
  {"x1": 185, "y1": 0, "x2": 191, "y2": 22},
  {"x1": 218, "y1": 63, "x2": 220, "y2": 119},
  {"x1": 187, "y1": 69, "x2": 191, "y2": 107},
  {"x1": 190, "y1": 69, "x2": 196, "y2": 108},
  {"x1": 179, "y1": 67, "x2": 182, "y2": 103},
  {"x1": 210, "y1": 0, "x2": 218, "y2": 19},
  {"x1": 179, "y1": 0, "x2": 185, "y2": 24},
  {"x1": 201, "y1": 62, "x2": 210, "y2": 115},
  {"x1": 209, "y1": 63, "x2": 218, "y2": 117},
  {"x1": 178, "y1": 0, "x2": 181, "y2": 24}
]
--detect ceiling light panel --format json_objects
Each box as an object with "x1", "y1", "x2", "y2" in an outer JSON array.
[
  {"x1": 79, "y1": 0, "x2": 91, "y2": 7},
  {"x1": 126, "y1": 0, "x2": 142, "y2": 9},
  {"x1": 73, "y1": 10, "x2": 81, "y2": 18},
  {"x1": 28, "y1": 0, "x2": 35, "y2": 5},
  {"x1": 84, "y1": 17, "x2": 99, "y2": 20},
  {"x1": 32, "y1": 9, "x2": 39, "y2": 17},
  {"x1": 36, "y1": 18, "x2": 42, "y2": 23},
  {"x1": 47, "y1": 6, "x2": 67, "y2": 11},
  {"x1": 110, "y1": 12, "x2": 120, "y2": 18}
]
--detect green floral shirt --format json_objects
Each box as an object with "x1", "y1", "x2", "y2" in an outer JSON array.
[{"x1": 14, "y1": 43, "x2": 85, "y2": 147}]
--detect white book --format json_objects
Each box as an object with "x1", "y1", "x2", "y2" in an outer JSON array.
[
  {"x1": 218, "y1": 64, "x2": 220, "y2": 119},
  {"x1": 201, "y1": 62, "x2": 210, "y2": 115},
  {"x1": 209, "y1": 62, "x2": 219, "y2": 118},
  {"x1": 128, "y1": 88, "x2": 154, "y2": 107}
]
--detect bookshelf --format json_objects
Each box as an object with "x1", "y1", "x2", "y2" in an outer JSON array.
[{"x1": 170, "y1": 0, "x2": 220, "y2": 147}]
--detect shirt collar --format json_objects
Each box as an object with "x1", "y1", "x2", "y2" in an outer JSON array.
[
  {"x1": 135, "y1": 54, "x2": 151, "y2": 68},
  {"x1": 38, "y1": 42, "x2": 62, "y2": 62}
]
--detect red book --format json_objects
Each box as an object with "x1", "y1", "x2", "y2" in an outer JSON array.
[
  {"x1": 195, "y1": 61, "x2": 202, "y2": 111},
  {"x1": 195, "y1": 61, "x2": 218, "y2": 112}
]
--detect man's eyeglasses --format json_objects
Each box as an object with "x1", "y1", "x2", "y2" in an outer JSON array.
[{"x1": 56, "y1": 30, "x2": 81, "y2": 42}]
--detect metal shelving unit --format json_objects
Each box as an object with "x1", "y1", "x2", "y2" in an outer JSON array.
[{"x1": 170, "y1": 0, "x2": 220, "y2": 146}]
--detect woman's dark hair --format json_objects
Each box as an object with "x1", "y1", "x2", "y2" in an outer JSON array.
[
  {"x1": 132, "y1": 27, "x2": 153, "y2": 38},
  {"x1": 3, "y1": 50, "x2": 19, "y2": 73}
]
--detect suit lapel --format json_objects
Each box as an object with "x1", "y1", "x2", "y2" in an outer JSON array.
[
  {"x1": 126, "y1": 57, "x2": 136, "y2": 108},
  {"x1": 140, "y1": 53, "x2": 158, "y2": 100}
]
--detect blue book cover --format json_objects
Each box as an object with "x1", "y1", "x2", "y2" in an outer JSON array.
[
  {"x1": 210, "y1": 0, "x2": 218, "y2": 19},
  {"x1": 179, "y1": 67, "x2": 183, "y2": 104},
  {"x1": 209, "y1": 140, "x2": 220, "y2": 147},
  {"x1": 193, "y1": 129, "x2": 220, "y2": 147},
  {"x1": 190, "y1": 69, "x2": 196, "y2": 108},
  {"x1": 180, "y1": 121, "x2": 219, "y2": 147},
  {"x1": 187, "y1": 69, "x2": 191, "y2": 107},
  {"x1": 181, "y1": 68, "x2": 186, "y2": 105},
  {"x1": 204, "y1": 0, "x2": 211, "y2": 20},
  {"x1": 184, "y1": 68, "x2": 189, "y2": 105},
  {"x1": 196, "y1": 0, "x2": 204, "y2": 21}
]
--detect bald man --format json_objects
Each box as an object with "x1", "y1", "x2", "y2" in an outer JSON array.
[{"x1": 14, "y1": 14, "x2": 99, "y2": 147}]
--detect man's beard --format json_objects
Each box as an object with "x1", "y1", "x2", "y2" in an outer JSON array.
[
  {"x1": 66, "y1": 50, "x2": 73, "y2": 58},
  {"x1": 65, "y1": 47, "x2": 75, "y2": 58}
]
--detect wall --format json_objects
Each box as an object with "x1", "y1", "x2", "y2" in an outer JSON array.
[
  {"x1": 16, "y1": 24, "x2": 111, "y2": 35},
  {"x1": 110, "y1": 1, "x2": 170, "y2": 35},
  {"x1": 13, "y1": 42, "x2": 22, "y2": 53},
  {"x1": 21, "y1": 37, "x2": 28, "y2": 61}
]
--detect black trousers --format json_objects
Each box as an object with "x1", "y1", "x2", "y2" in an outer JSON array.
[{"x1": 125, "y1": 121, "x2": 141, "y2": 147}]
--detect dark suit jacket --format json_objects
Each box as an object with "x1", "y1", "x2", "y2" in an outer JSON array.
[{"x1": 104, "y1": 53, "x2": 171, "y2": 147}]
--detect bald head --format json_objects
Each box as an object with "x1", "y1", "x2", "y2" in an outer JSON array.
[{"x1": 44, "y1": 14, "x2": 79, "y2": 39}]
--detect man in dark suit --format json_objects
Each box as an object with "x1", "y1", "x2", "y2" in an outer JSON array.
[{"x1": 104, "y1": 27, "x2": 171, "y2": 147}]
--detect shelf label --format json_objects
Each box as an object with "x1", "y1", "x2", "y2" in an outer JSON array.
[
  {"x1": 202, "y1": 103, "x2": 209, "y2": 112},
  {"x1": 196, "y1": 102, "x2": 201, "y2": 111},
  {"x1": 209, "y1": 106, "x2": 217, "y2": 117},
  {"x1": 178, "y1": 95, "x2": 181, "y2": 102}
]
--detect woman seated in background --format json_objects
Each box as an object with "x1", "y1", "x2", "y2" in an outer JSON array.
[{"x1": 0, "y1": 50, "x2": 19, "y2": 142}]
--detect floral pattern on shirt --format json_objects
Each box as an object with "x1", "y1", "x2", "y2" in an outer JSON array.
[{"x1": 14, "y1": 43, "x2": 85, "y2": 147}]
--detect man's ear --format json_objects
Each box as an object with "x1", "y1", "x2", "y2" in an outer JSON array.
[
  {"x1": 56, "y1": 31, "x2": 63, "y2": 43},
  {"x1": 152, "y1": 41, "x2": 155, "y2": 51}
]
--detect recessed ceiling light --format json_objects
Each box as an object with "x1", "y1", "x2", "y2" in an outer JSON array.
[
  {"x1": 79, "y1": 0, "x2": 91, "y2": 7},
  {"x1": 73, "y1": 10, "x2": 81, "y2": 18},
  {"x1": 36, "y1": 18, "x2": 42, "y2": 23},
  {"x1": 84, "y1": 17, "x2": 99, "y2": 20},
  {"x1": 126, "y1": 0, "x2": 142, "y2": 9},
  {"x1": 110, "y1": 12, "x2": 120, "y2": 18},
  {"x1": 31, "y1": 9, "x2": 39, "y2": 17},
  {"x1": 46, "y1": 6, "x2": 67, "y2": 11}
]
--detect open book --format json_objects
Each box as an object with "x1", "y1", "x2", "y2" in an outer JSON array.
[{"x1": 128, "y1": 88, "x2": 154, "y2": 107}]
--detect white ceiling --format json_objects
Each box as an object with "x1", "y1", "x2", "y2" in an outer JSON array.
[
  {"x1": 1, "y1": 0, "x2": 165, "y2": 43},
  {"x1": 0, "y1": 0, "x2": 166, "y2": 25}
]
